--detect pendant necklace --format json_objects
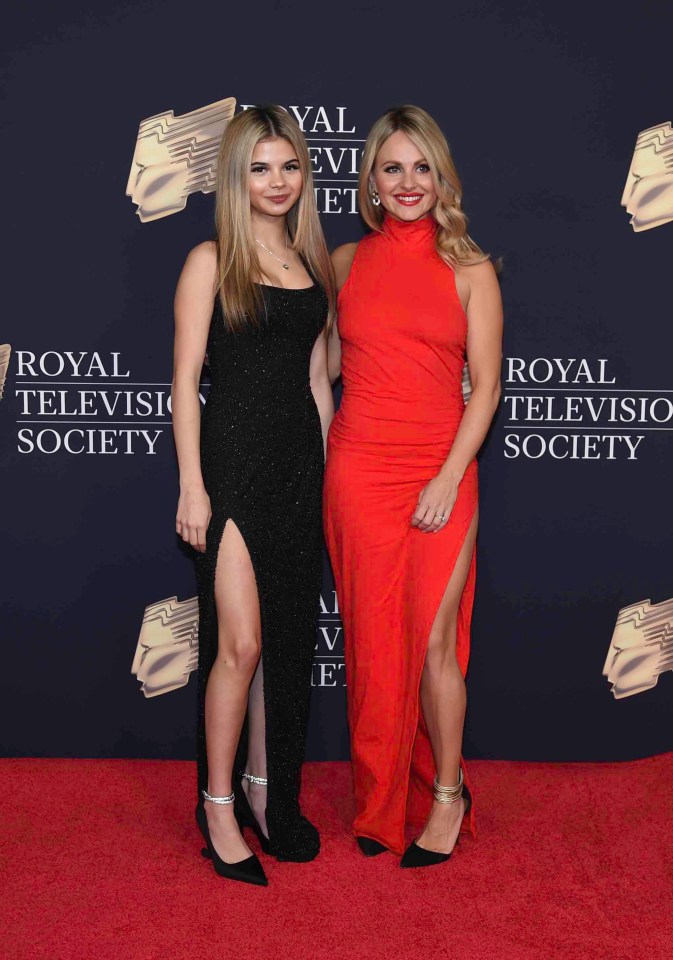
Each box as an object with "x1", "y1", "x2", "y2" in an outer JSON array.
[{"x1": 255, "y1": 234, "x2": 290, "y2": 270}]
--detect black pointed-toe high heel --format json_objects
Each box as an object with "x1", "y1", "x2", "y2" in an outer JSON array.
[
  {"x1": 235, "y1": 772, "x2": 272, "y2": 855},
  {"x1": 196, "y1": 790, "x2": 268, "y2": 886},
  {"x1": 356, "y1": 836, "x2": 389, "y2": 857},
  {"x1": 236, "y1": 772, "x2": 320, "y2": 863},
  {"x1": 400, "y1": 772, "x2": 472, "y2": 869}
]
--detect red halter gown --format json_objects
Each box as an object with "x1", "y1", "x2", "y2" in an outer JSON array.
[{"x1": 323, "y1": 213, "x2": 477, "y2": 855}]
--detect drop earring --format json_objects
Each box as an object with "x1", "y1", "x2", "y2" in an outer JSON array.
[{"x1": 371, "y1": 189, "x2": 381, "y2": 207}]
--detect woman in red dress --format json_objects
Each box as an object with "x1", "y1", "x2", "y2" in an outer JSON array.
[{"x1": 323, "y1": 105, "x2": 502, "y2": 867}]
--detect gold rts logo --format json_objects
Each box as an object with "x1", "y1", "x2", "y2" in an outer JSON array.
[
  {"x1": 461, "y1": 363, "x2": 472, "y2": 404},
  {"x1": 0, "y1": 344, "x2": 10, "y2": 400},
  {"x1": 604, "y1": 596, "x2": 673, "y2": 698},
  {"x1": 131, "y1": 596, "x2": 199, "y2": 697},
  {"x1": 622, "y1": 122, "x2": 673, "y2": 232},
  {"x1": 126, "y1": 97, "x2": 237, "y2": 222}
]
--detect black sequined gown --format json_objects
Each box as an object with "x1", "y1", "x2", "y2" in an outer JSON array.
[{"x1": 196, "y1": 282, "x2": 327, "y2": 862}]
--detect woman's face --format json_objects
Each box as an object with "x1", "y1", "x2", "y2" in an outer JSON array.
[
  {"x1": 249, "y1": 137, "x2": 303, "y2": 218},
  {"x1": 371, "y1": 130, "x2": 437, "y2": 222}
]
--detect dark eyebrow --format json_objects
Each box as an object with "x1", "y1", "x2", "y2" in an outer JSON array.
[
  {"x1": 250, "y1": 157, "x2": 300, "y2": 166},
  {"x1": 380, "y1": 158, "x2": 429, "y2": 165}
]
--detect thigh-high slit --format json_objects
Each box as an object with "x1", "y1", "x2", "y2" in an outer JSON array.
[
  {"x1": 324, "y1": 445, "x2": 478, "y2": 856},
  {"x1": 194, "y1": 282, "x2": 328, "y2": 863},
  {"x1": 321, "y1": 213, "x2": 481, "y2": 856}
]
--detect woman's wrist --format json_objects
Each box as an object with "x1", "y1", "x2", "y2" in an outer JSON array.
[
  {"x1": 438, "y1": 462, "x2": 464, "y2": 485},
  {"x1": 180, "y1": 477, "x2": 206, "y2": 495}
]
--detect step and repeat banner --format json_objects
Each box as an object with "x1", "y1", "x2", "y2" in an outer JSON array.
[{"x1": 2, "y1": 1, "x2": 672, "y2": 762}]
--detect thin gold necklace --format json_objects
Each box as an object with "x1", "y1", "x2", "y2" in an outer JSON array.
[{"x1": 255, "y1": 234, "x2": 290, "y2": 270}]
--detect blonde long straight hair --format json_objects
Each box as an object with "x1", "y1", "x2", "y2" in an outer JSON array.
[
  {"x1": 359, "y1": 105, "x2": 489, "y2": 268},
  {"x1": 214, "y1": 105, "x2": 336, "y2": 332}
]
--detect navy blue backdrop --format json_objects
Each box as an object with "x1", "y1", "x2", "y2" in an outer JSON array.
[{"x1": 2, "y1": 0, "x2": 672, "y2": 763}]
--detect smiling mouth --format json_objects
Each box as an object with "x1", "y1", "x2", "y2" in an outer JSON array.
[{"x1": 394, "y1": 194, "x2": 424, "y2": 205}]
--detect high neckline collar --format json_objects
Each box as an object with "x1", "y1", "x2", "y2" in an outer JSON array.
[{"x1": 381, "y1": 212, "x2": 437, "y2": 244}]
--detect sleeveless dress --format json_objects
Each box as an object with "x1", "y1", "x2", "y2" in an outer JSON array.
[
  {"x1": 196, "y1": 281, "x2": 327, "y2": 862},
  {"x1": 323, "y1": 214, "x2": 477, "y2": 855}
]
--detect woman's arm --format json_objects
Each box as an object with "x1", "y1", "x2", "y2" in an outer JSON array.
[
  {"x1": 327, "y1": 320, "x2": 342, "y2": 386},
  {"x1": 309, "y1": 330, "x2": 334, "y2": 457},
  {"x1": 327, "y1": 242, "x2": 359, "y2": 384},
  {"x1": 172, "y1": 241, "x2": 218, "y2": 552},
  {"x1": 412, "y1": 259, "x2": 503, "y2": 533}
]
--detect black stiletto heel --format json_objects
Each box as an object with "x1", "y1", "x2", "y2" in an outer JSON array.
[
  {"x1": 236, "y1": 772, "x2": 272, "y2": 854},
  {"x1": 400, "y1": 773, "x2": 471, "y2": 869},
  {"x1": 196, "y1": 791, "x2": 268, "y2": 886},
  {"x1": 356, "y1": 836, "x2": 389, "y2": 857},
  {"x1": 236, "y1": 772, "x2": 320, "y2": 863}
]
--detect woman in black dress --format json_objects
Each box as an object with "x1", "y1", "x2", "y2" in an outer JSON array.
[{"x1": 172, "y1": 106, "x2": 335, "y2": 886}]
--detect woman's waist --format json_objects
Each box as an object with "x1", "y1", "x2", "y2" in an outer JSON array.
[
  {"x1": 202, "y1": 393, "x2": 319, "y2": 439},
  {"x1": 334, "y1": 393, "x2": 464, "y2": 435},
  {"x1": 201, "y1": 414, "x2": 322, "y2": 465},
  {"x1": 339, "y1": 381, "x2": 464, "y2": 414},
  {"x1": 326, "y1": 424, "x2": 476, "y2": 481},
  {"x1": 329, "y1": 412, "x2": 462, "y2": 459},
  {"x1": 204, "y1": 383, "x2": 314, "y2": 413}
]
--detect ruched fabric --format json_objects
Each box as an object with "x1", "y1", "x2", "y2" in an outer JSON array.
[{"x1": 323, "y1": 215, "x2": 477, "y2": 855}]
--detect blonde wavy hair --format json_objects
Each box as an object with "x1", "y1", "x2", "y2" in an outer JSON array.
[
  {"x1": 359, "y1": 105, "x2": 489, "y2": 268},
  {"x1": 214, "y1": 105, "x2": 335, "y2": 332}
]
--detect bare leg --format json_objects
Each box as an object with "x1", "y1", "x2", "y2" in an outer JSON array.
[
  {"x1": 204, "y1": 520, "x2": 261, "y2": 863},
  {"x1": 417, "y1": 509, "x2": 478, "y2": 854},
  {"x1": 241, "y1": 659, "x2": 269, "y2": 837}
]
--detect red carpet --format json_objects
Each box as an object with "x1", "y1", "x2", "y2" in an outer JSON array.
[{"x1": 2, "y1": 757, "x2": 672, "y2": 960}]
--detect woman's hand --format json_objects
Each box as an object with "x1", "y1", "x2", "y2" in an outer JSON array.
[
  {"x1": 176, "y1": 485, "x2": 212, "y2": 552},
  {"x1": 411, "y1": 471, "x2": 461, "y2": 533}
]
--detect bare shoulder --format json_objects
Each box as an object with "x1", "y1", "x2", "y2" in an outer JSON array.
[
  {"x1": 177, "y1": 240, "x2": 218, "y2": 299},
  {"x1": 453, "y1": 254, "x2": 502, "y2": 321},
  {"x1": 455, "y1": 254, "x2": 496, "y2": 280},
  {"x1": 331, "y1": 241, "x2": 359, "y2": 289},
  {"x1": 184, "y1": 239, "x2": 217, "y2": 273},
  {"x1": 331, "y1": 241, "x2": 359, "y2": 265}
]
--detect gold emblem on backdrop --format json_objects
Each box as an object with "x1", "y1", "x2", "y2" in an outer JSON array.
[
  {"x1": 131, "y1": 596, "x2": 199, "y2": 697},
  {"x1": 603, "y1": 596, "x2": 673, "y2": 698},
  {"x1": 0, "y1": 344, "x2": 11, "y2": 400},
  {"x1": 622, "y1": 122, "x2": 673, "y2": 232},
  {"x1": 461, "y1": 363, "x2": 472, "y2": 404},
  {"x1": 126, "y1": 97, "x2": 237, "y2": 222}
]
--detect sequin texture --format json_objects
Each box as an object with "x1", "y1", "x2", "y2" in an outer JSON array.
[{"x1": 196, "y1": 283, "x2": 327, "y2": 862}]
